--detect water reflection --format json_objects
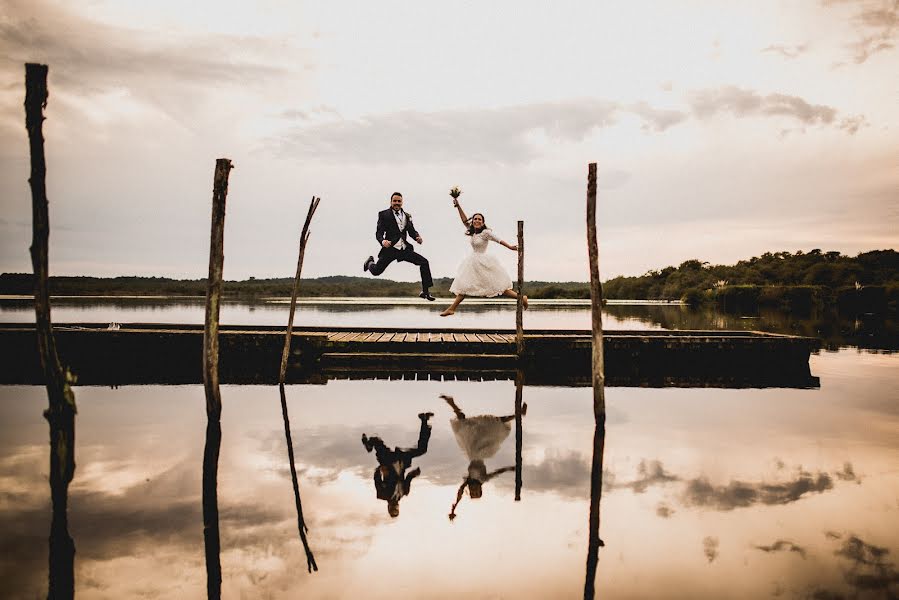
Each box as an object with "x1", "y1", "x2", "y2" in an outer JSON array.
[
  {"x1": 278, "y1": 384, "x2": 318, "y2": 571},
  {"x1": 442, "y1": 394, "x2": 521, "y2": 521},
  {"x1": 47, "y1": 406, "x2": 76, "y2": 600},
  {"x1": 201, "y1": 419, "x2": 222, "y2": 598},
  {"x1": 361, "y1": 412, "x2": 433, "y2": 518},
  {"x1": 1, "y1": 349, "x2": 897, "y2": 598}
]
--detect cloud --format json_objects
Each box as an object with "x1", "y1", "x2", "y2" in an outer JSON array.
[
  {"x1": 0, "y1": 0, "x2": 297, "y2": 123},
  {"x1": 683, "y1": 470, "x2": 834, "y2": 510},
  {"x1": 761, "y1": 43, "x2": 809, "y2": 59},
  {"x1": 270, "y1": 99, "x2": 623, "y2": 165},
  {"x1": 833, "y1": 534, "x2": 899, "y2": 594},
  {"x1": 521, "y1": 450, "x2": 593, "y2": 495},
  {"x1": 611, "y1": 459, "x2": 680, "y2": 494},
  {"x1": 754, "y1": 539, "x2": 808, "y2": 559},
  {"x1": 271, "y1": 85, "x2": 862, "y2": 165},
  {"x1": 703, "y1": 536, "x2": 720, "y2": 563},
  {"x1": 834, "y1": 462, "x2": 861, "y2": 482},
  {"x1": 822, "y1": 0, "x2": 899, "y2": 63},
  {"x1": 655, "y1": 503, "x2": 675, "y2": 518},
  {"x1": 689, "y1": 86, "x2": 839, "y2": 126}
]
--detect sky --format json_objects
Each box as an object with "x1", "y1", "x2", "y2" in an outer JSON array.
[{"x1": 0, "y1": 0, "x2": 897, "y2": 282}]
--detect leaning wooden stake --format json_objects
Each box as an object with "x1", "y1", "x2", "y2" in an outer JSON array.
[
  {"x1": 279, "y1": 196, "x2": 321, "y2": 384},
  {"x1": 26, "y1": 62, "x2": 77, "y2": 600},
  {"x1": 515, "y1": 221, "x2": 524, "y2": 357},
  {"x1": 202, "y1": 157, "x2": 232, "y2": 600},
  {"x1": 584, "y1": 162, "x2": 607, "y2": 600}
]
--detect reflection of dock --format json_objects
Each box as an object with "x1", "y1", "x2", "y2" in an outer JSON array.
[{"x1": 0, "y1": 323, "x2": 819, "y2": 388}]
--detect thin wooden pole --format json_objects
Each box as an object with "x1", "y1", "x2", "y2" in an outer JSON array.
[
  {"x1": 279, "y1": 384, "x2": 318, "y2": 572},
  {"x1": 203, "y1": 158, "x2": 232, "y2": 421},
  {"x1": 515, "y1": 221, "x2": 524, "y2": 357},
  {"x1": 586, "y1": 163, "x2": 605, "y2": 419},
  {"x1": 584, "y1": 162, "x2": 607, "y2": 600},
  {"x1": 26, "y1": 62, "x2": 76, "y2": 600},
  {"x1": 202, "y1": 157, "x2": 232, "y2": 600},
  {"x1": 280, "y1": 196, "x2": 321, "y2": 384},
  {"x1": 514, "y1": 370, "x2": 523, "y2": 502}
]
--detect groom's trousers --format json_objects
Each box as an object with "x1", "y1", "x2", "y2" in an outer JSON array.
[{"x1": 368, "y1": 247, "x2": 433, "y2": 291}]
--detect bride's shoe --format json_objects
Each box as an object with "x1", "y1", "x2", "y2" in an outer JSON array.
[
  {"x1": 523, "y1": 295, "x2": 529, "y2": 309},
  {"x1": 440, "y1": 308, "x2": 455, "y2": 317}
]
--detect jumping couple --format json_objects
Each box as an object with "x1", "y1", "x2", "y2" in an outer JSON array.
[{"x1": 362, "y1": 190, "x2": 528, "y2": 316}]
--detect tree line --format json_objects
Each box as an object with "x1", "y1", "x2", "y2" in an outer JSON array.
[{"x1": 1, "y1": 249, "x2": 896, "y2": 312}]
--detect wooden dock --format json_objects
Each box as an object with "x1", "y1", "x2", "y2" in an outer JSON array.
[{"x1": 0, "y1": 323, "x2": 819, "y2": 388}]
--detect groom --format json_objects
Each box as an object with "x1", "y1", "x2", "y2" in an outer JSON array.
[{"x1": 363, "y1": 192, "x2": 435, "y2": 301}]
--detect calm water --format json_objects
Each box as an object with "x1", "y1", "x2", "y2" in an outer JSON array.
[{"x1": 1, "y1": 300, "x2": 898, "y2": 598}]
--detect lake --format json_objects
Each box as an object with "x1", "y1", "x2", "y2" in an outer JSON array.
[{"x1": 1, "y1": 298, "x2": 897, "y2": 599}]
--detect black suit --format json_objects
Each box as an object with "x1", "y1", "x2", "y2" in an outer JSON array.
[{"x1": 368, "y1": 208, "x2": 433, "y2": 291}]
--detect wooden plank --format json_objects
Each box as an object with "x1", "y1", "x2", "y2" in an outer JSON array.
[
  {"x1": 394, "y1": 333, "x2": 407, "y2": 343},
  {"x1": 379, "y1": 333, "x2": 395, "y2": 342}
]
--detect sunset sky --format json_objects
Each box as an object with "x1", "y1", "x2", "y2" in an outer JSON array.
[{"x1": 1, "y1": 0, "x2": 896, "y2": 281}]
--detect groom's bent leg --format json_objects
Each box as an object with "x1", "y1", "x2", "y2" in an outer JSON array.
[
  {"x1": 403, "y1": 250, "x2": 433, "y2": 290},
  {"x1": 368, "y1": 250, "x2": 397, "y2": 277}
]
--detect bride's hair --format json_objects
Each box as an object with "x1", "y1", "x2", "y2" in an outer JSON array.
[{"x1": 466, "y1": 213, "x2": 488, "y2": 236}]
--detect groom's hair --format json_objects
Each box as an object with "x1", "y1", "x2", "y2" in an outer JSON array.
[{"x1": 390, "y1": 192, "x2": 403, "y2": 200}]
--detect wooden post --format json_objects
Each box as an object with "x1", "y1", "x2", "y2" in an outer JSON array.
[
  {"x1": 202, "y1": 157, "x2": 232, "y2": 600},
  {"x1": 26, "y1": 62, "x2": 76, "y2": 600},
  {"x1": 203, "y1": 158, "x2": 232, "y2": 421},
  {"x1": 279, "y1": 196, "x2": 321, "y2": 384},
  {"x1": 586, "y1": 163, "x2": 605, "y2": 419},
  {"x1": 279, "y1": 384, "x2": 318, "y2": 572},
  {"x1": 514, "y1": 370, "x2": 523, "y2": 501},
  {"x1": 516, "y1": 221, "x2": 524, "y2": 357},
  {"x1": 584, "y1": 162, "x2": 607, "y2": 600}
]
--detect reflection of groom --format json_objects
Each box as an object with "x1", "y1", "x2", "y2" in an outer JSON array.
[{"x1": 363, "y1": 192, "x2": 435, "y2": 301}]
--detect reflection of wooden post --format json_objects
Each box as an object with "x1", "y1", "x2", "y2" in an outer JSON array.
[
  {"x1": 514, "y1": 370, "x2": 523, "y2": 501},
  {"x1": 203, "y1": 158, "x2": 232, "y2": 600},
  {"x1": 279, "y1": 384, "x2": 318, "y2": 572},
  {"x1": 516, "y1": 221, "x2": 524, "y2": 357},
  {"x1": 584, "y1": 162, "x2": 606, "y2": 600},
  {"x1": 26, "y1": 62, "x2": 76, "y2": 600},
  {"x1": 280, "y1": 196, "x2": 321, "y2": 384}
]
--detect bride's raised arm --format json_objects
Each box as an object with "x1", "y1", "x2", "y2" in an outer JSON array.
[{"x1": 452, "y1": 199, "x2": 469, "y2": 226}]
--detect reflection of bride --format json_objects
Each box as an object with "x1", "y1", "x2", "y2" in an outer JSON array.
[{"x1": 440, "y1": 394, "x2": 526, "y2": 520}]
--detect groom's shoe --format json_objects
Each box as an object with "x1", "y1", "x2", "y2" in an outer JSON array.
[
  {"x1": 419, "y1": 291, "x2": 435, "y2": 301},
  {"x1": 363, "y1": 256, "x2": 374, "y2": 272}
]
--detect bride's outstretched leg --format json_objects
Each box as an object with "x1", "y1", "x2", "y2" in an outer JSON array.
[
  {"x1": 501, "y1": 289, "x2": 529, "y2": 309},
  {"x1": 440, "y1": 294, "x2": 465, "y2": 317}
]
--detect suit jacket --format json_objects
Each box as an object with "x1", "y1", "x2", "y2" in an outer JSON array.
[{"x1": 376, "y1": 208, "x2": 420, "y2": 249}]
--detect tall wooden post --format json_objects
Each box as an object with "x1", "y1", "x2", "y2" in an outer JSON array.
[
  {"x1": 515, "y1": 221, "x2": 524, "y2": 357},
  {"x1": 202, "y1": 157, "x2": 232, "y2": 600},
  {"x1": 584, "y1": 162, "x2": 607, "y2": 600},
  {"x1": 26, "y1": 62, "x2": 76, "y2": 600},
  {"x1": 280, "y1": 196, "x2": 321, "y2": 384},
  {"x1": 586, "y1": 163, "x2": 605, "y2": 419}
]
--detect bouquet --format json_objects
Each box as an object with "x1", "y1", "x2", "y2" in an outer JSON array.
[{"x1": 449, "y1": 186, "x2": 462, "y2": 206}]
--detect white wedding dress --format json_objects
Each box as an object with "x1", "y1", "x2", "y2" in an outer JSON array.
[{"x1": 449, "y1": 229, "x2": 513, "y2": 297}]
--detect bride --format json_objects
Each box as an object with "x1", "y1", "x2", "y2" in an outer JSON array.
[{"x1": 440, "y1": 195, "x2": 528, "y2": 317}]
